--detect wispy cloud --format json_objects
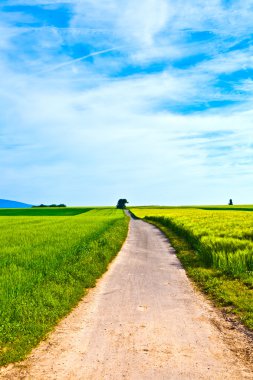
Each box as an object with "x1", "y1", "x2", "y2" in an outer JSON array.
[{"x1": 39, "y1": 47, "x2": 121, "y2": 73}]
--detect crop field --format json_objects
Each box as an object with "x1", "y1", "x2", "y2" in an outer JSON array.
[
  {"x1": 0, "y1": 208, "x2": 128, "y2": 365},
  {"x1": 133, "y1": 205, "x2": 253, "y2": 212},
  {"x1": 0, "y1": 207, "x2": 93, "y2": 216},
  {"x1": 131, "y1": 207, "x2": 253, "y2": 329},
  {"x1": 196, "y1": 205, "x2": 253, "y2": 212}
]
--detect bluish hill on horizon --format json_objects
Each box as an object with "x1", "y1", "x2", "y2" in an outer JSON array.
[{"x1": 0, "y1": 199, "x2": 32, "y2": 208}]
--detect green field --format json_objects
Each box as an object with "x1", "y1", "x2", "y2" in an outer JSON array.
[
  {"x1": 131, "y1": 204, "x2": 253, "y2": 212},
  {"x1": 0, "y1": 208, "x2": 129, "y2": 365},
  {"x1": 0, "y1": 207, "x2": 93, "y2": 216},
  {"x1": 131, "y1": 207, "x2": 253, "y2": 330},
  {"x1": 196, "y1": 205, "x2": 253, "y2": 212}
]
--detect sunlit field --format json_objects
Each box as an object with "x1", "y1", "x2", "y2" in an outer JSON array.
[
  {"x1": 133, "y1": 205, "x2": 253, "y2": 212},
  {"x1": 0, "y1": 208, "x2": 128, "y2": 365},
  {"x1": 131, "y1": 207, "x2": 253, "y2": 329},
  {"x1": 0, "y1": 207, "x2": 93, "y2": 216}
]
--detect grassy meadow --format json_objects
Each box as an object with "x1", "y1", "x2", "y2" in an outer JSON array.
[
  {"x1": 131, "y1": 207, "x2": 253, "y2": 330},
  {"x1": 0, "y1": 207, "x2": 93, "y2": 216},
  {"x1": 0, "y1": 208, "x2": 129, "y2": 365}
]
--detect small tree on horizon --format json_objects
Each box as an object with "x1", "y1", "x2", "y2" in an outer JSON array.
[
  {"x1": 228, "y1": 199, "x2": 233, "y2": 205},
  {"x1": 116, "y1": 199, "x2": 129, "y2": 209}
]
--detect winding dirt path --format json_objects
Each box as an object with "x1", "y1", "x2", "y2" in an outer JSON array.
[{"x1": 1, "y1": 213, "x2": 253, "y2": 379}]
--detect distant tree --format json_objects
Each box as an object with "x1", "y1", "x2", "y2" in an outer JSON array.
[
  {"x1": 32, "y1": 203, "x2": 66, "y2": 208},
  {"x1": 116, "y1": 199, "x2": 129, "y2": 209},
  {"x1": 228, "y1": 199, "x2": 233, "y2": 205}
]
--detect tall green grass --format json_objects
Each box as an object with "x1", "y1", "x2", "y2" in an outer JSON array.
[{"x1": 0, "y1": 209, "x2": 129, "y2": 365}]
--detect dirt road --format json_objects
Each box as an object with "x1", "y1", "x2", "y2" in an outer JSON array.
[{"x1": 1, "y1": 212, "x2": 253, "y2": 379}]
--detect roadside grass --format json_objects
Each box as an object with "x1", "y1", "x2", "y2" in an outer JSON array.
[
  {"x1": 0, "y1": 207, "x2": 93, "y2": 216},
  {"x1": 131, "y1": 208, "x2": 253, "y2": 331},
  {"x1": 0, "y1": 209, "x2": 129, "y2": 365}
]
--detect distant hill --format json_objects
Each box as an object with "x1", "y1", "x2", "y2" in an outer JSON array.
[{"x1": 0, "y1": 199, "x2": 33, "y2": 208}]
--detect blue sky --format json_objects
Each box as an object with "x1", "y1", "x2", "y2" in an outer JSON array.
[{"x1": 0, "y1": 0, "x2": 253, "y2": 205}]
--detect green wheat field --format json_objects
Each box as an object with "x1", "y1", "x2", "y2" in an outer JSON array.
[{"x1": 0, "y1": 208, "x2": 128, "y2": 365}]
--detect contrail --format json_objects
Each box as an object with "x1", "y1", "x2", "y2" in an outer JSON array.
[{"x1": 40, "y1": 47, "x2": 120, "y2": 74}]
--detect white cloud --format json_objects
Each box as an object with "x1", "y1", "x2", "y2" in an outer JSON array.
[
  {"x1": 68, "y1": 0, "x2": 253, "y2": 64},
  {"x1": 1, "y1": 51, "x2": 253, "y2": 205},
  {"x1": 195, "y1": 49, "x2": 253, "y2": 74}
]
